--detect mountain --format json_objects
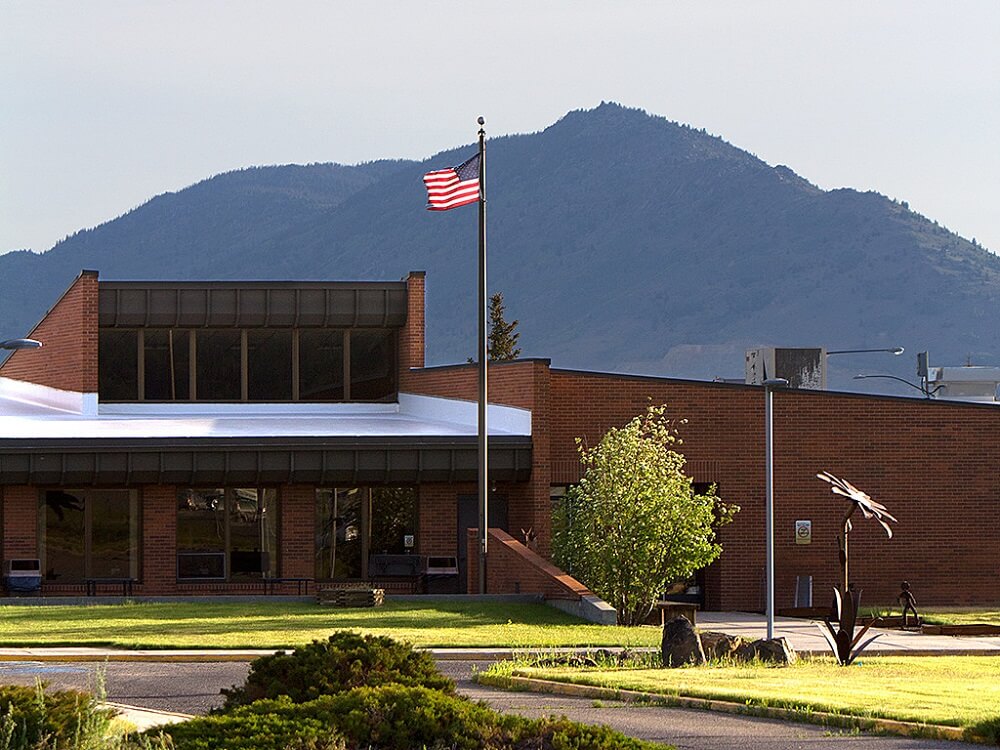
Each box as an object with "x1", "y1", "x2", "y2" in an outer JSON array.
[{"x1": 3, "y1": 103, "x2": 998, "y2": 390}]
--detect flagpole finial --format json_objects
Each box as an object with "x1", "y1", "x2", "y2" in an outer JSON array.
[{"x1": 477, "y1": 116, "x2": 485, "y2": 125}]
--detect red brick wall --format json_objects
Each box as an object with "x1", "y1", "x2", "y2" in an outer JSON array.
[
  {"x1": 1, "y1": 486, "x2": 38, "y2": 560},
  {"x1": 140, "y1": 486, "x2": 176, "y2": 592},
  {"x1": 398, "y1": 272, "x2": 425, "y2": 376},
  {"x1": 403, "y1": 359, "x2": 554, "y2": 554},
  {"x1": 467, "y1": 528, "x2": 593, "y2": 599},
  {"x1": 280, "y1": 485, "x2": 315, "y2": 579},
  {"x1": 0, "y1": 271, "x2": 99, "y2": 392},
  {"x1": 549, "y1": 370, "x2": 1000, "y2": 611},
  {"x1": 418, "y1": 483, "x2": 466, "y2": 556}
]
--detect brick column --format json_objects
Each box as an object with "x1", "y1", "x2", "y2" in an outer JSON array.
[
  {"x1": 1, "y1": 486, "x2": 38, "y2": 560},
  {"x1": 398, "y1": 271, "x2": 425, "y2": 387},
  {"x1": 417, "y1": 484, "x2": 461, "y2": 556},
  {"x1": 141, "y1": 485, "x2": 177, "y2": 594},
  {"x1": 280, "y1": 485, "x2": 315, "y2": 579}
]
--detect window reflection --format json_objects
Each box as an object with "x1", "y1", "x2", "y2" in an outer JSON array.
[
  {"x1": 176, "y1": 488, "x2": 278, "y2": 579},
  {"x1": 196, "y1": 331, "x2": 242, "y2": 400},
  {"x1": 144, "y1": 330, "x2": 190, "y2": 400},
  {"x1": 98, "y1": 326, "x2": 397, "y2": 402},
  {"x1": 248, "y1": 331, "x2": 292, "y2": 400},
  {"x1": 315, "y1": 487, "x2": 417, "y2": 580},
  {"x1": 177, "y1": 488, "x2": 226, "y2": 579},
  {"x1": 350, "y1": 330, "x2": 396, "y2": 401},
  {"x1": 299, "y1": 331, "x2": 345, "y2": 400},
  {"x1": 99, "y1": 330, "x2": 139, "y2": 400},
  {"x1": 40, "y1": 490, "x2": 139, "y2": 582}
]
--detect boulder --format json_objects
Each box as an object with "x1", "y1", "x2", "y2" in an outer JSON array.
[
  {"x1": 700, "y1": 630, "x2": 744, "y2": 660},
  {"x1": 734, "y1": 637, "x2": 797, "y2": 665},
  {"x1": 660, "y1": 616, "x2": 706, "y2": 667}
]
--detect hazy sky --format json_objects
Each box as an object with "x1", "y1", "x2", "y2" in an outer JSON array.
[{"x1": 3, "y1": 1, "x2": 998, "y2": 255}]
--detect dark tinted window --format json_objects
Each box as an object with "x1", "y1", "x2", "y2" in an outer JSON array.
[
  {"x1": 41, "y1": 489, "x2": 139, "y2": 582},
  {"x1": 99, "y1": 330, "x2": 138, "y2": 400},
  {"x1": 350, "y1": 329, "x2": 396, "y2": 401},
  {"x1": 144, "y1": 329, "x2": 190, "y2": 400},
  {"x1": 196, "y1": 330, "x2": 242, "y2": 400},
  {"x1": 299, "y1": 330, "x2": 345, "y2": 400},
  {"x1": 247, "y1": 330, "x2": 292, "y2": 401}
]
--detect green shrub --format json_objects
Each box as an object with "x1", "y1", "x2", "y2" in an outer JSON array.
[
  {"x1": 220, "y1": 631, "x2": 453, "y2": 709},
  {"x1": 171, "y1": 686, "x2": 659, "y2": 750},
  {"x1": 0, "y1": 683, "x2": 118, "y2": 750},
  {"x1": 153, "y1": 701, "x2": 344, "y2": 750}
]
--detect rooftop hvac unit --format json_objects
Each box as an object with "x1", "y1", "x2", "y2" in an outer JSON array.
[{"x1": 746, "y1": 347, "x2": 826, "y2": 390}]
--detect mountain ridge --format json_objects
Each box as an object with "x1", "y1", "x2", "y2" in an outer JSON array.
[{"x1": 2, "y1": 103, "x2": 996, "y2": 389}]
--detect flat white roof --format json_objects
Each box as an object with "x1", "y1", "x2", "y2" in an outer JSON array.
[{"x1": 0, "y1": 378, "x2": 531, "y2": 440}]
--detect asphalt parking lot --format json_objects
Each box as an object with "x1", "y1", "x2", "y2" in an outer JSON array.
[{"x1": 0, "y1": 658, "x2": 983, "y2": 750}]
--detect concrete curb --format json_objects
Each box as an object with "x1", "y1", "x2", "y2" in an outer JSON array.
[
  {"x1": 0, "y1": 646, "x2": 656, "y2": 663},
  {"x1": 103, "y1": 702, "x2": 194, "y2": 731},
  {"x1": 0, "y1": 650, "x2": 275, "y2": 662},
  {"x1": 480, "y1": 673, "x2": 984, "y2": 745}
]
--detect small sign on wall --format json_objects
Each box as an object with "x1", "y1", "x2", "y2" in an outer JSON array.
[
  {"x1": 404, "y1": 534, "x2": 415, "y2": 549},
  {"x1": 795, "y1": 520, "x2": 812, "y2": 545}
]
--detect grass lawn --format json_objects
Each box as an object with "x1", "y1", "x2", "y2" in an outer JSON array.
[
  {"x1": 0, "y1": 601, "x2": 663, "y2": 650},
  {"x1": 498, "y1": 656, "x2": 1000, "y2": 741},
  {"x1": 918, "y1": 608, "x2": 1000, "y2": 626},
  {"x1": 862, "y1": 605, "x2": 1000, "y2": 626}
]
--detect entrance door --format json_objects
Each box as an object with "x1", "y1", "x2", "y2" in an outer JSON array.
[{"x1": 457, "y1": 494, "x2": 508, "y2": 593}]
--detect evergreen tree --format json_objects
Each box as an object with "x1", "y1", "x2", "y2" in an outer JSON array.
[{"x1": 487, "y1": 292, "x2": 521, "y2": 361}]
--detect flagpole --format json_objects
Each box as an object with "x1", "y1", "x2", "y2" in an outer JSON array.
[{"x1": 477, "y1": 116, "x2": 489, "y2": 595}]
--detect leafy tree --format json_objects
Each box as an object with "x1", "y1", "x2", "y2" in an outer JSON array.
[
  {"x1": 553, "y1": 404, "x2": 737, "y2": 625},
  {"x1": 487, "y1": 291, "x2": 521, "y2": 361}
]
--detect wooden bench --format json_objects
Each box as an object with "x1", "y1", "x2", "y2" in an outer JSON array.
[
  {"x1": 84, "y1": 578, "x2": 137, "y2": 597},
  {"x1": 654, "y1": 601, "x2": 699, "y2": 626}
]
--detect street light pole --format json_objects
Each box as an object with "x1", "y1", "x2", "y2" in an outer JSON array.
[{"x1": 763, "y1": 377, "x2": 788, "y2": 641}]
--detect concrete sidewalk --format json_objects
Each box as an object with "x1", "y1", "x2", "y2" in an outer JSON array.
[
  {"x1": 698, "y1": 611, "x2": 1000, "y2": 655},
  {"x1": 1, "y1": 611, "x2": 998, "y2": 662},
  {"x1": 104, "y1": 702, "x2": 192, "y2": 731}
]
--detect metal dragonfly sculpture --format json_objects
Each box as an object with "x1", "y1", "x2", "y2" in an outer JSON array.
[{"x1": 815, "y1": 471, "x2": 898, "y2": 665}]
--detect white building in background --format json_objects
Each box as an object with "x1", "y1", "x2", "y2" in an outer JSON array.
[{"x1": 926, "y1": 365, "x2": 1000, "y2": 403}]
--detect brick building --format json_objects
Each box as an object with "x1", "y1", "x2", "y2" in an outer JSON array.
[{"x1": 2, "y1": 270, "x2": 998, "y2": 610}]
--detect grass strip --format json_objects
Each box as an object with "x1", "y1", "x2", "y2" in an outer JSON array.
[
  {"x1": 862, "y1": 606, "x2": 1000, "y2": 626},
  {"x1": 0, "y1": 601, "x2": 662, "y2": 649},
  {"x1": 492, "y1": 655, "x2": 1000, "y2": 743}
]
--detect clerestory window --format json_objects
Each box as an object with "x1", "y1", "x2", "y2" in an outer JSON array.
[{"x1": 97, "y1": 327, "x2": 397, "y2": 402}]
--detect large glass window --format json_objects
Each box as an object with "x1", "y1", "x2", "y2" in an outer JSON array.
[
  {"x1": 98, "y1": 326, "x2": 396, "y2": 402},
  {"x1": 315, "y1": 487, "x2": 417, "y2": 580},
  {"x1": 370, "y1": 487, "x2": 418, "y2": 555},
  {"x1": 99, "y1": 330, "x2": 139, "y2": 400},
  {"x1": 177, "y1": 488, "x2": 278, "y2": 579},
  {"x1": 144, "y1": 330, "x2": 190, "y2": 400},
  {"x1": 177, "y1": 488, "x2": 226, "y2": 579},
  {"x1": 196, "y1": 330, "x2": 242, "y2": 400},
  {"x1": 248, "y1": 330, "x2": 292, "y2": 401},
  {"x1": 350, "y1": 330, "x2": 397, "y2": 401},
  {"x1": 39, "y1": 490, "x2": 139, "y2": 582},
  {"x1": 229, "y1": 489, "x2": 278, "y2": 578},
  {"x1": 299, "y1": 331, "x2": 345, "y2": 400},
  {"x1": 315, "y1": 488, "x2": 364, "y2": 580}
]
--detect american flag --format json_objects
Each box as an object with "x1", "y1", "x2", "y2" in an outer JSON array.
[{"x1": 423, "y1": 152, "x2": 481, "y2": 211}]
